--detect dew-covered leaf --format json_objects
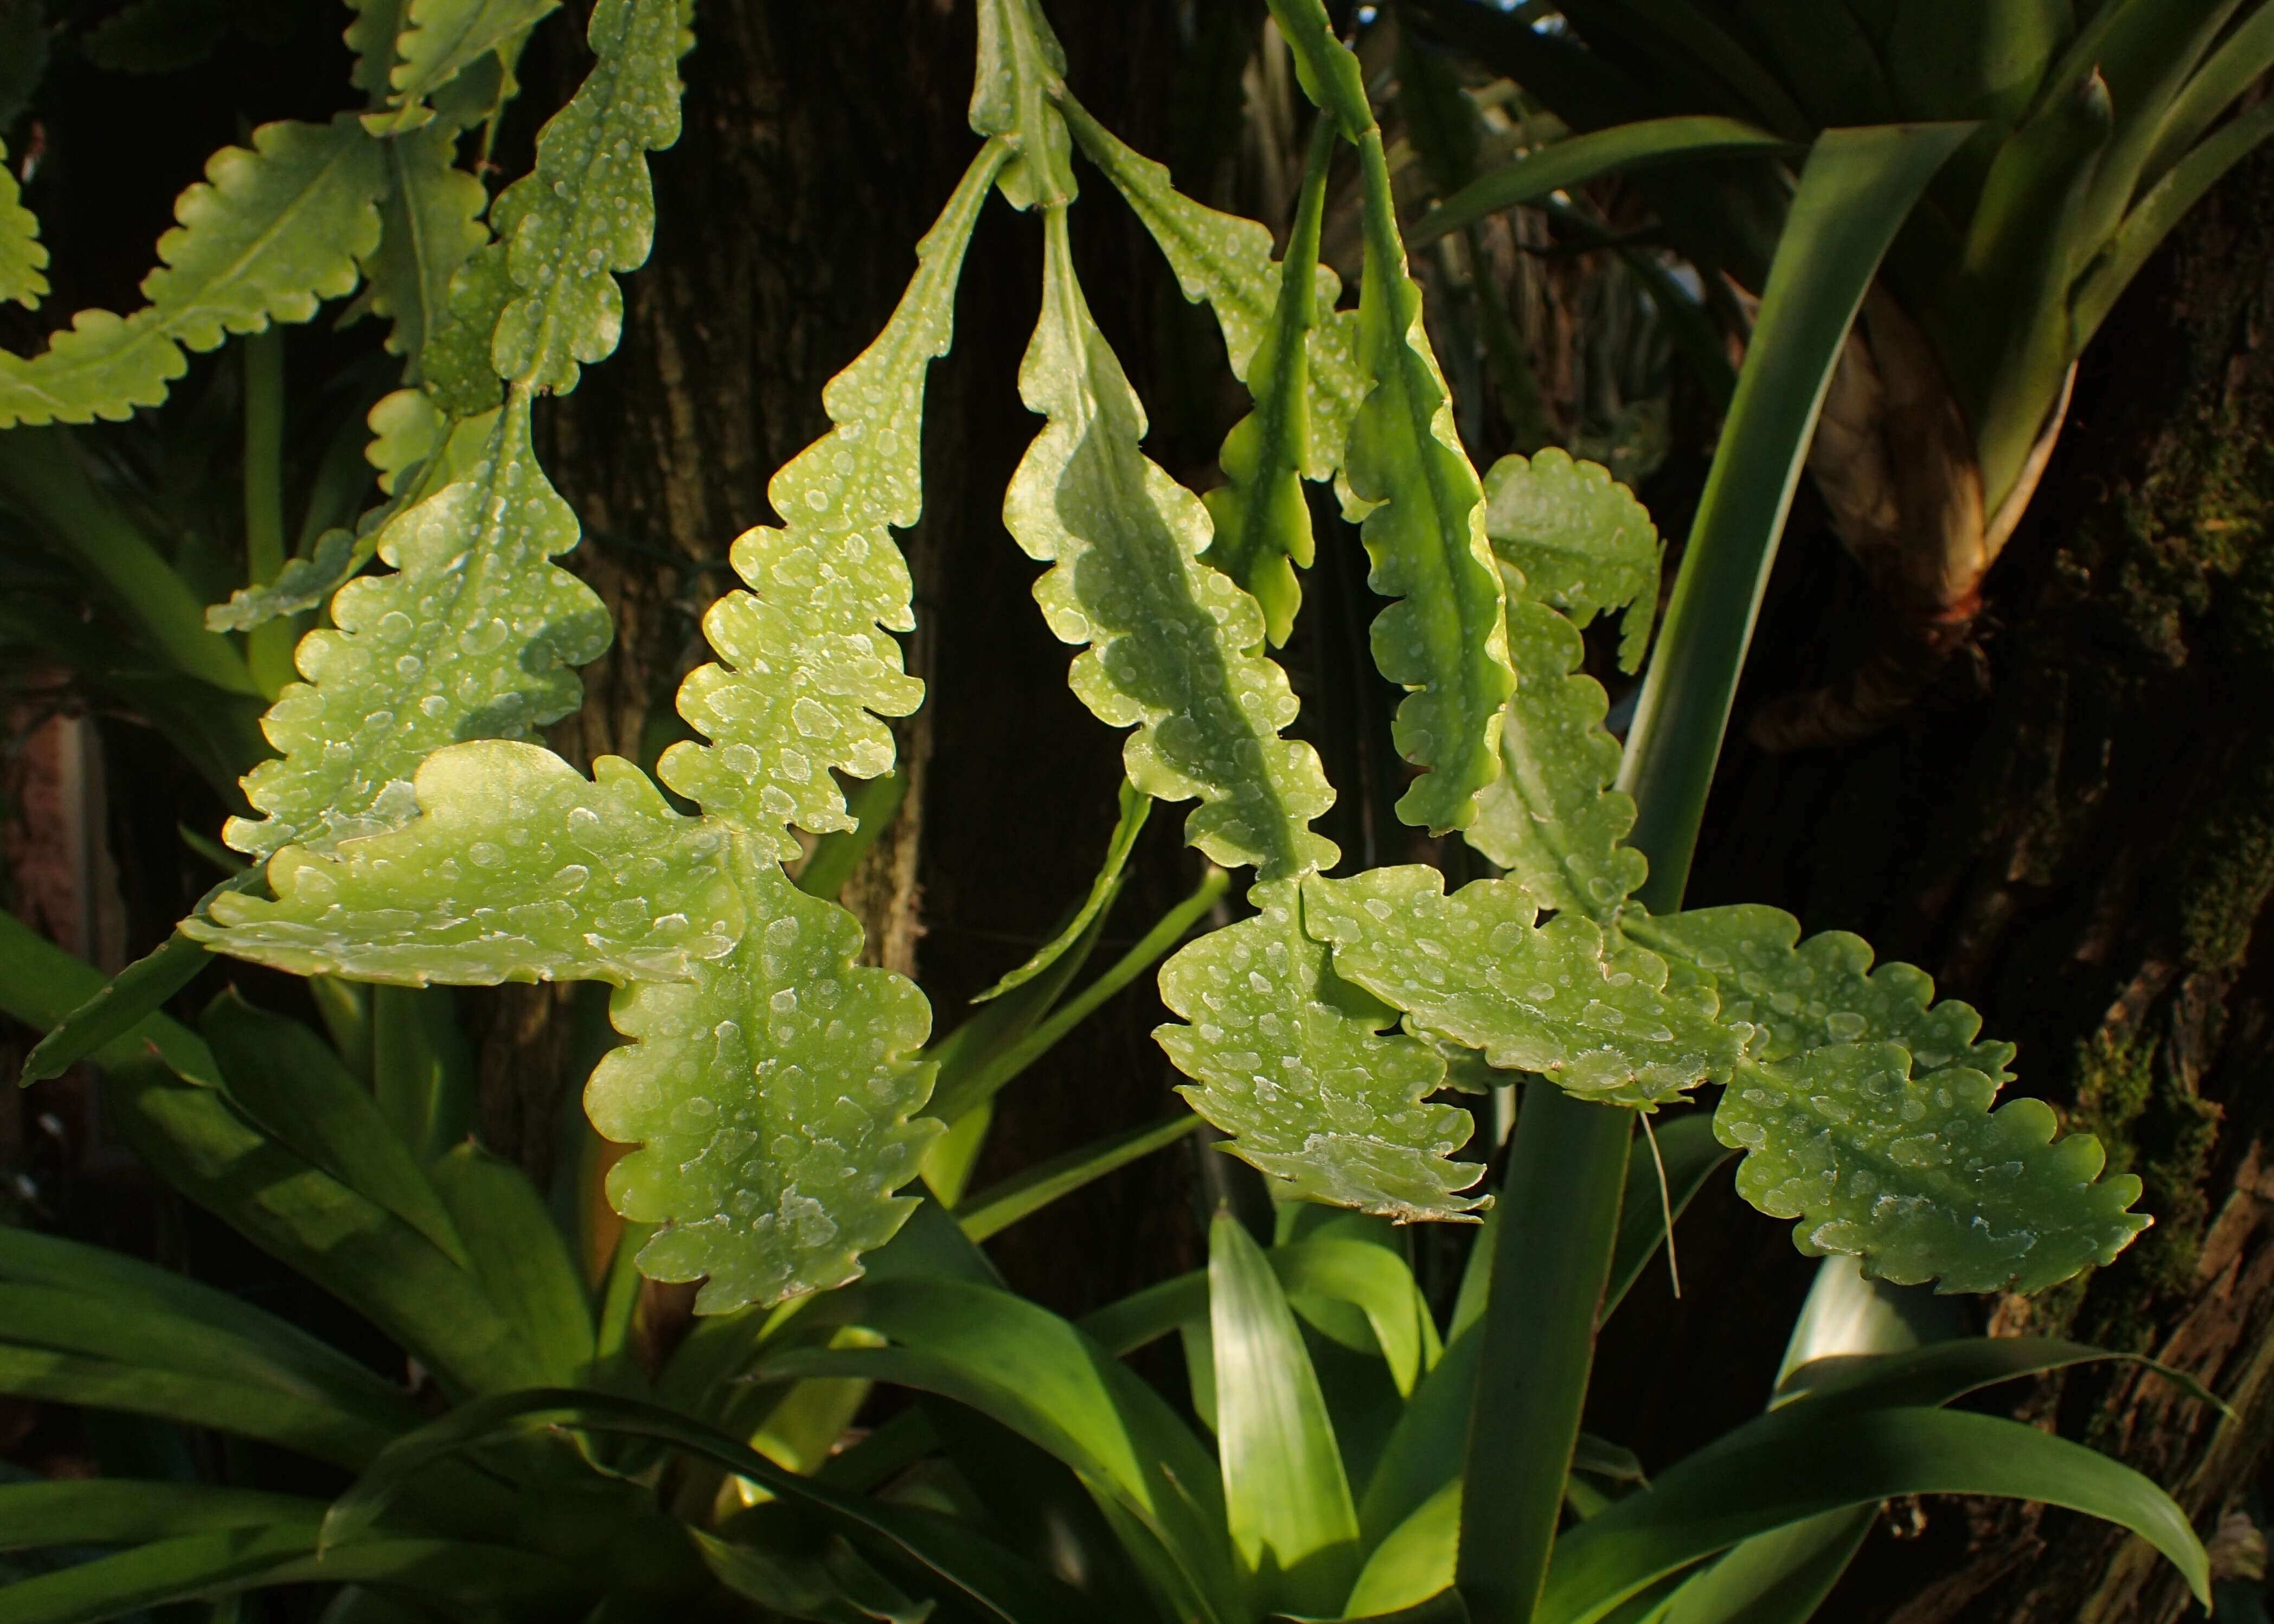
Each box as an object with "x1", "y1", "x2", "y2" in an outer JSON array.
[
  {"x1": 484, "y1": 0, "x2": 688, "y2": 394},
  {"x1": 1712, "y1": 1041, "x2": 2148, "y2": 1294},
  {"x1": 660, "y1": 140, "x2": 1004, "y2": 857},
  {"x1": 1157, "y1": 880, "x2": 1484, "y2": 1221},
  {"x1": 592, "y1": 859, "x2": 939, "y2": 1314},
  {"x1": 1198, "y1": 123, "x2": 1329, "y2": 649},
  {"x1": 362, "y1": 120, "x2": 490, "y2": 378},
  {"x1": 969, "y1": 0, "x2": 1077, "y2": 210},
  {"x1": 381, "y1": 0, "x2": 559, "y2": 129},
  {"x1": 1004, "y1": 211, "x2": 1337, "y2": 882},
  {"x1": 196, "y1": 741, "x2": 939, "y2": 1314},
  {"x1": 206, "y1": 529, "x2": 355, "y2": 634},
  {"x1": 225, "y1": 397, "x2": 610, "y2": 859},
  {"x1": 1059, "y1": 98, "x2": 1361, "y2": 483},
  {"x1": 1346, "y1": 136, "x2": 1514, "y2": 835},
  {"x1": 1480, "y1": 447, "x2": 1662, "y2": 672},
  {"x1": 0, "y1": 138, "x2": 47, "y2": 310},
  {"x1": 194, "y1": 742, "x2": 743, "y2": 985},
  {"x1": 421, "y1": 241, "x2": 514, "y2": 415},
  {"x1": 1625, "y1": 905, "x2": 2017, "y2": 1082},
  {"x1": 1302, "y1": 868, "x2": 1743, "y2": 1107},
  {"x1": 1465, "y1": 600, "x2": 1646, "y2": 920},
  {"x1": 0, "y1": 116, "x2": 386, "y2": 429}
]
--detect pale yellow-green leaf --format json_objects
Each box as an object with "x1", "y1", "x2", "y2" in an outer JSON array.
[
  {"x1": 363, "y1": 120, "x2": 491, "y2": 377},
  {"x1": 661, "y1": 141, "x2": 1005, "y2": 856},
  {"x1": 1480, "y1": 447, "x2": 1662, "y2": 672},
  {"x1": 1004, "y1": 210, "x2": 1337, "y2": 883},
  {"x1": 0, "y1": 138, "x2": 47, "y2": 310}
]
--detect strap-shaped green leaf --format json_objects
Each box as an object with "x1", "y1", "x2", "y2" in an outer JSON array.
[
  {"x1": 1302, "y1": 868, "x2": 1743, "y2": 1107},
  {"x1": 1479, "y1": 448, "x2": 1662, "y2": 673},
  {"x1": 485, "y1": 0, "x2": 689, "y2": 394},
  {"x1": 1197, "y1": 118, "x2": 1332, "y2": 649},
  {"x1": 197, "y1": 742, "x2": 939, "y2": 1315},
  {"x1": 1058, "y1": 97, "x2": 1361, "y2": 484},
  {"x1": 223, "y1": 397, "x2": 610, "y2": 858},
  {"x1": 1155, "y1": 880, "x2": 1484, "y2": 1221},
  {"x1": 1006, "y1": 208, "x2": 1338, "y2": 882},
  {"x1": 0, "y1": 138, "x2": 46, "y2": 310},
  {"x1": 1624, "y1": 906, "x2": 2017, "y2": 1081},
  {"x1": 1466, "y1": 602, "x2": 1646, "y2": 921},
  {"x1": 0, "y1": 115, "x2": 386, "y2": 429},
  {"x1": 661, "y1": 140, "x2": 1005, "y2": 857},
  {"x1": 362, "y1": 120, "x2": 490, "y2": 378},
  {"x1": 381, "y1": 0, "x2": 560, "y2": 131}
]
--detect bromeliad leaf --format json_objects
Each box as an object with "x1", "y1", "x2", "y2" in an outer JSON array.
[
  {"x1": 1713, "y1": 1041, "x2": 2148, "y2": 1294},
  {"x1": 223, "y1": 399, "x2": 610, "y2": 859},
  {"x1": 195, "y1": 742, "x2": 939, "y2": 1313},
  {"x1": 1465, "y1": 600, "x2": 1646, "y2": 921},
  {"x1": 1480, "y1": 447, "x2": 1663, "y2": 672},
  {"x1": 660, "y1": 140, "x2": 1005, "y2": 857},
  {"x1": 1156, "y1": 880, "x2": 1485, "y2": 1222},
  {"x1": 1058, "y1": 97, "x2": 1362, "y2": 483},
  {"x1": 1302, "y1": 868, "x2": 1743, "y2": 1106},
  {"x1": 1005, "y1": 208, "x2": 1337, "y2": 882},
  {"x1": 0, "y1": 115, "x2": 386, "y2": 428}
]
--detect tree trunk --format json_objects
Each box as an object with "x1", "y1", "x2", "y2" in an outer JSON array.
[{"x1": 1591, "y1": 144, "x2": 2274, "y2": 1622}]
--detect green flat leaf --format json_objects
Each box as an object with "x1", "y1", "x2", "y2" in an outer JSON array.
[
  {"x1": 1624, "y1": 905, "x2": 2016, "y2": 1080},
  {"x1": 1709, "y1": 1040, "x2": 2147, "y2": 1293},
  {"x1": 345, "y1": 0, "x2": 407, "y2": 98},
  {"x1": 969, "y1": 0, "x2": 1077, "y2": 209},
  {"x1": 1535, "y1": 1407, "x2": 2208, "y2": 1623},
  {"x1": 1344, "y1": 129, "x2": 1515, "y2": 835},
  {"x1": 0, "y1": 1480, "x2": 326, "y2": 1554},
  {"x1": 0, "y1": 115, "x2": 386, "y2": 429},
  {"x1": 363, "y1": 120, "x2": 491, "y2": 377},
  {"x1": 429, "y1": 1143, "x2": 594, "y2": 1382},
  {"x1": 485, "y1": 0, "x2": 688, "y2": 394},
  {"x1": 1004, "y1": 209, "x2": 1337, "y2": 882},
  {"x1": 1656, "y1": 1509, "x2": 1872, "y2": 1624},
  {"x1": 1273, "y1": 1236, "x2": 1435, "y2": 1400},
  {"x1": 201, "y1": 742, "x2": 744, "y2": 983},
  {"x1": 101, "y1": 1062, "x2": 546, "y2": 1396},
  {"x1": 200, "y1": 992, "x2": 472, "y2": 1269},
  {"x1": 1346, "y1": 1479, "x2": 1459, "y2": 1619},
  {"x1": 1156, "y1": 880, "x2": 1485, "y2": 1222},
  {"x1": 755, "y1": 1278, "x2": 1238, "y2": 1622},
  {"x1": 222, "y1": 398, "x2": 611, "y2": 858},
  {"x1": 198, "y1": 741, "x2": 938, "y2": 1314},
  {"x1": 18, "y1": 926, "x2": 217, "y2": 1088},
  {"x1": 972, "y1": 778, "x2": 1148, "y2": 1002},
  {"x1": 1481, "y1": 448, "x2": 1663, "y2": 670},
  {"x1": 1303, "y1": 869, "x2": 1743, "y2": 1107},
  {"x1": 662, "y1": 140, "x2": 1003, "y2": 857},
  {"x1": 1407, "y1": 117, "x2": 1797, "y2": 251},
  {"x1": 383, "y1": 0, "x2": 560, "y2": 127},
  {"x1": 2140, "y1": 3, "x2": 2274, "y2": 189},
  {"x1": 420, "y1": 240, "x2": 514, "y2": 413},
  {"x1": 1059, "y1": 96, "x2": 1362, "y2": 485},
  {"x1": 1465, "y1": 601, "x2": 1647, "y2": 921},
  {"x1": 0, "y1": 138, "x2": 47, "y2": 309},
  {"x1": 204, "y1": 529, "x2": 355, "y2": 633},
  {"x1": 0, "y1": 909, "x2": 219, "y2": 1088},
  {"x1": 1200, "y1": 117, "x2": 1331, "y2": 649},
  {"x1": 1210, "y1": 1212, "x2": 1362, "y2": 1619},
  {"x1": 956, "y1": 1111, "x2": 1200, "y2": 1243}
]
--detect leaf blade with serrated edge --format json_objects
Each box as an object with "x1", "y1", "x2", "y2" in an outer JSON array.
[
  {"x1": 362, "y1": 121, "x2": 490, "y2": 377},
  {"x1": 0, "y1": 137, "x2": 47, "y2": 309},
  {"x1": 1007, "y1": 206, "x2": 1338, "y2": 882},
  {"x1": 660, "y1": 139, "x2": 1004, "y2": 857},
  {"x1": 1059, "y1": 95, "x2": 1362, "y2": 484},
  {"x1": 1303, "y1": 868, "x2": 1743, "y2": 1107},
  {"x1": 1156, "y1": 880, "x2": 1484, "y2": 1221},
  {"x1": 1481, "y1": 448, "x2": 1662, "y2": 671},
  {"x1": 0, "y1": 115, "x2": 386, "y2": 429},
  {"x1": 194, "y1": 741, "x2": 938, "y2": 1313},
  {"x1": 383, "y1": 0, "x2": 559, "y2": 127},
  {"x1": 223, "y1": 397, "x2": 610, "y2": 859}
]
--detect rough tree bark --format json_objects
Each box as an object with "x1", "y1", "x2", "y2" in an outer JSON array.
[{"x1": 1590, "y1": 144, "x2": 2274, "y2": 1623}]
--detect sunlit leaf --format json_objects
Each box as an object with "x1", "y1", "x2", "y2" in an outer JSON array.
[{"x1": 1480, "y1": 448, "x2": 1662, "y2": 672}]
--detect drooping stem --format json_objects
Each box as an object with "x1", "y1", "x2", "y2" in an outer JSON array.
[{"x1": 1455, "y1": 124, "x2": 1974, "y2": 1623}]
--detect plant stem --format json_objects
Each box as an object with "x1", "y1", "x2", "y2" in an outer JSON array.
[
  {"x1": 242, "y1": 326, "x2": 297, "y2": 696},
  {"x1": 1455, "y1": 124, "x2": 1974, "y2": 1623}
]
